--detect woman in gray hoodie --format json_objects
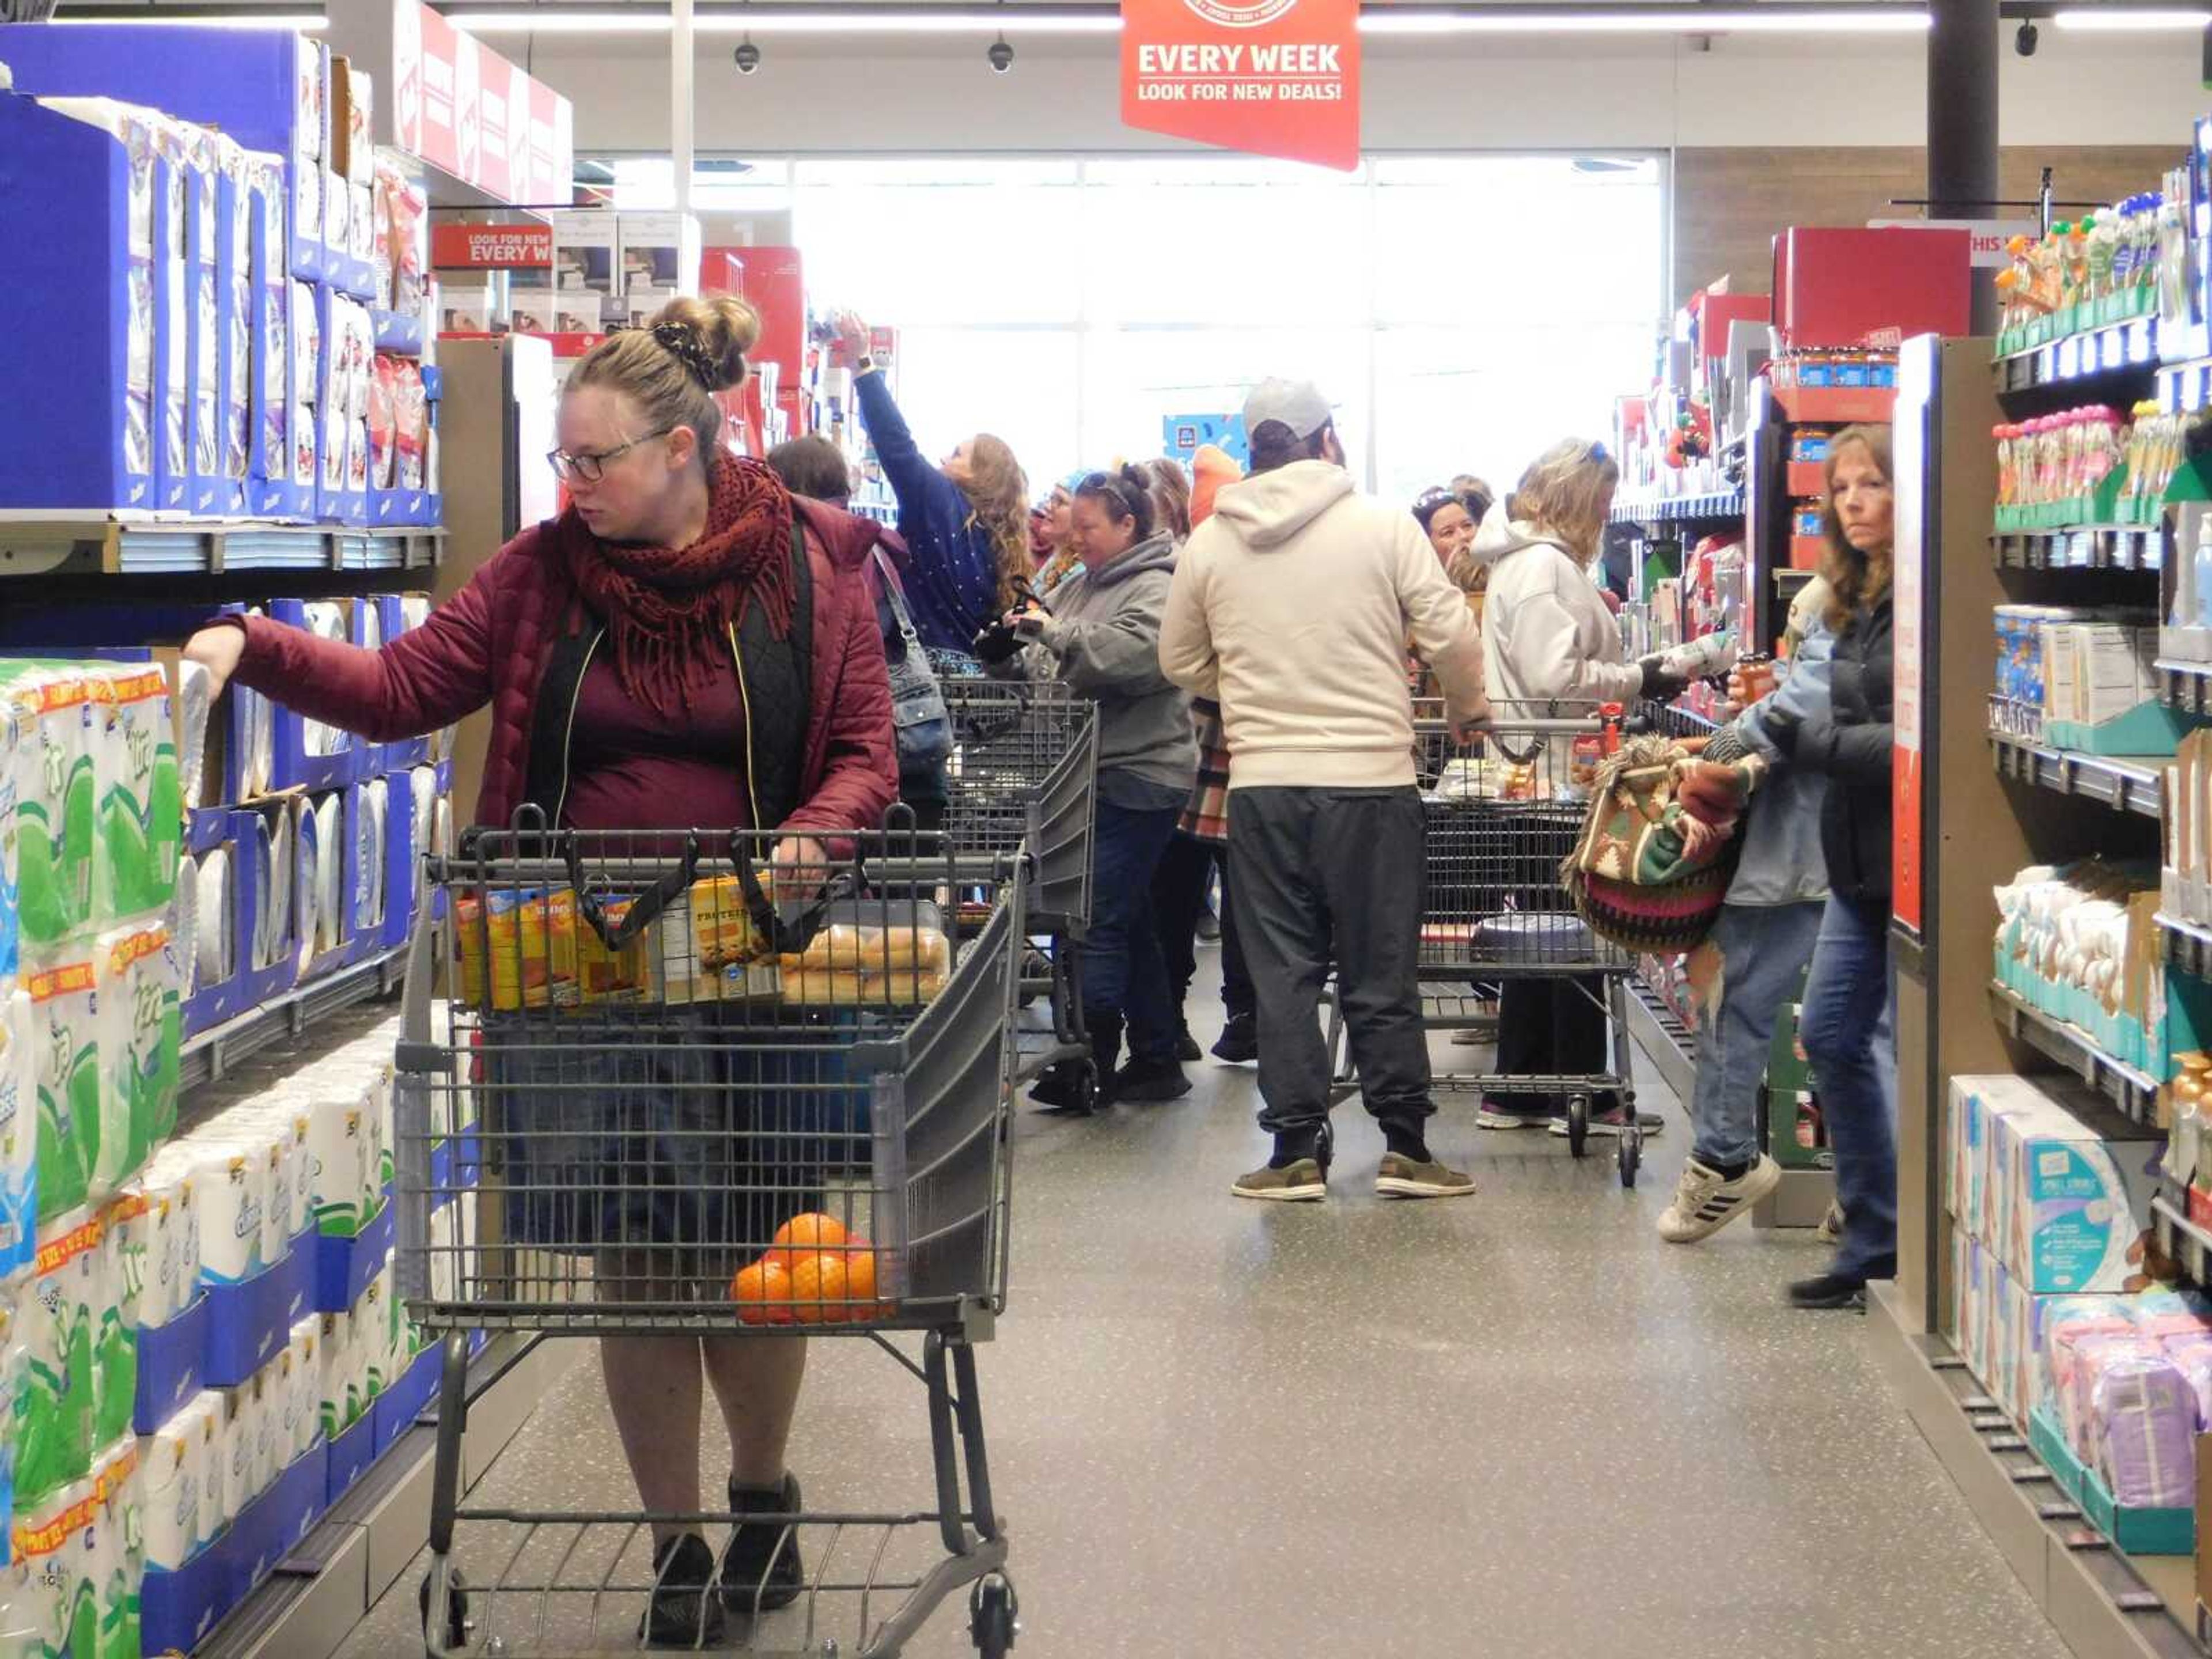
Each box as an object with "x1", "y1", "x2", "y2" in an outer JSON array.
[{"x1": 991, "y1": 465, "x2": 1200, "y2": 1109}]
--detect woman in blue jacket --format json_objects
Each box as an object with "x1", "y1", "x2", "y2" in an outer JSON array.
[{"x1": 834, "y1": 313, "x2": 1032, "y2": 662}]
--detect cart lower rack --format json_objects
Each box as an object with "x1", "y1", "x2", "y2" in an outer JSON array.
[{"x1": 395, "y1": 824, "x2": 1026, "y2": 1655}]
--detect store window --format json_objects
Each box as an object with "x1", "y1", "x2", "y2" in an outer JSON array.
[{"x1": 605, "y1": 152, "x2": 1663, "y2": 498}]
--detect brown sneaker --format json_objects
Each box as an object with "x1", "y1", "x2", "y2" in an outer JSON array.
[
  {"x1": 1374, "y1": 1153, "x2": 1475, "y2": 1199},
  {"x1": 1232, "y1": 1158, "x2": 1327, "y2": 1202}
]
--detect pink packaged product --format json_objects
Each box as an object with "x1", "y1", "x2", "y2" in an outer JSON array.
[
  {"x1": 2087, "y1": 1349, "x2": 2198, "y2": 1509},
  {"x1": 2067, "y1": 1334, "x2": 2161, "y2": 1455},
  {"x1": 395, "y1": 363, "x2": 427, "y2": 492},
  {"x1": 2159, "y1": 1332, "x2": 2212, "y2": 1427},
  {"x1": 368, "y1": 358, "x2": 398, "y2": 490},
  {"x1": 2046, "y1": 1310, "x2": 2139, "y2": 1438}
]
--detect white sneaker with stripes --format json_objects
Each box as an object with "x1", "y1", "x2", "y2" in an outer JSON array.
[{"x1": 1657, "y1": 1154, "x2": 1782, "y2": 1244}]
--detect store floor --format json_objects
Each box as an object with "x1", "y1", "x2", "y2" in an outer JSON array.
[{"x1": 336, "y1": 966, "x2": 2069, "y2": 1659}]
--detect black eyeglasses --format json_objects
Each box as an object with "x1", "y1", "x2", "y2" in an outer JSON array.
[
  {"x1": 547, "y1": 427, "x2": 673, "y2": 484},
  {"x1": 1078, "y1": 471, "x2": 1146, "y2": 515}
]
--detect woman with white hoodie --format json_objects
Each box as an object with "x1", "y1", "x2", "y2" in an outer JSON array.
[{"x1": 1468, "y1": 438, "x2": 1685, "y2": 1137}]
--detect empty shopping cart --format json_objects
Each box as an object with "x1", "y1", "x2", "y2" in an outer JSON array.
[
  {"x1": 394, "y1": 819, "x2": 1025, "y2": 1656},
  {"x1": 940, "y1": 680, "x2": 1100, "y2": 1104},
  {"x1": 1328, "y1": 699, "x2": 1646, "y2": 1186}
]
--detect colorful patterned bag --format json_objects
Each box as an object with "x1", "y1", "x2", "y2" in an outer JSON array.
[{"x1": 1558, "y1": 731, "x2": 1767, "y2": 955}]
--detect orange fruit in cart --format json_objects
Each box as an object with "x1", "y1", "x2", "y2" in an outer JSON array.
[
  {"x1": 789, "y1": 1251, "x2": 852, "y2": 1324},
  {"x1": 768, "y1": 1213, "x2": 850, "y2": 1273},
  {"x1": 731, "y1": 1258, "x2": 794, "y2": 1325}
]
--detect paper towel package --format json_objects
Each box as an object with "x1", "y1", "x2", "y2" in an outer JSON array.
[
  {"x1": 96, "y1": 922, "x2": 180, "y2": 1193},
  {"x1": 139, "y1": 1147, "x2": 202, "y2": 1314},
  {"x1": 285, "y1": 1319, "x2": 318, "y2": 1460},
  {"x1": 3, "y1": 671, "x2": 97, "y2": 951},
  {"x1": 26, "y1": 952, "x2": 99, "y2": 1226},
  {"x1": 5, "y1": 1476, "x2": 100, "y2": 1658},
  {"x1": 190, "y1": 1142, "x2": 270, "y2": 1290},
  {"x1": 92, "y1": 1194, "x2": 141, "y2": 1450},
  {"x1": 123, "y1": 1167, "x2": 187, "y2": 1332},
  {"x1": 93, "y1": 1437, "x2": 143, "y2": 1658},
  {"x1": 0, "y1": 983, "x2": 36, "y2": 1282},
  {"x1": 92, "y1": 664, "x2": 180, "y2": 923},
  {"x1": 1999, "y1": 1092, "x2": 2162, "y2": 1293},
  {"x1": 16, "y1": 1210, "x2": 101, "y2": 1511},
  {"x1": 218, "y1": 1377, "x2": 259, "y2": 1518},
  {"x1": 316, "y1": 1308, "x2": 358, "y2": 1438},
  {"x1": 303, "y1": 1088, "x2": 366, "y2": 1238},
  {"x1": 142, "y1": 1406, "x2": 205, "y2": 1571}
]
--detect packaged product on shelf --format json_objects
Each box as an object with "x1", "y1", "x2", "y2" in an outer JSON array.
[
  {"x1": 316, "y1": 1307, "x2": 357, "y2": 1440},
  {"x1": 91, "y1": 1194, "x2": 139, "y2": 1450},
  {"x1": 216, "y1": 1376, "x2": 260, "y2": 1518},
  {"x1": 123, "y1": 1162, "x2": 190, "y2": 1331},
  {"x1": 285, "y1": 1319, "x2": 319, "y2": 1460},
  {"x1": 4, "y1": 670, "x2": 97, "y2": 953},
  {"x1": 189, "y1": 1139, "x2": 271, "y2": 1291},
  {"x1": 93, "y1": 1437, "x2": 142, "y2": 1657},
  {"x1": 4, "y1": 1476, "x2": 100, "y2": 1658},
  {"x1": 16, "y1": 1210, "x2": 100, "y2": 1510},
  {"x1": 96, "y1": 920, "x2": 180, "y2": 1191},
  {"x1": 141, "y1": 1403, "x2": 209, "y2": 1571},
  {"x1": 28, "y1": 951, "x2": 99, "y2": 1226},
  {"x1": 357, "y1": 776, "x2": 388, "y2": 936},
  {"x1": 0, "y1": 984, "x2": 35, "y2": 1283},
  {"x1": 358, "y1": 1263, "x2": 398, "y2": 1401}
]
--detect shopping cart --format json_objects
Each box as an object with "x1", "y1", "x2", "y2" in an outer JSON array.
[
  {"x1": 1330, "y1": 699, "x2": 1646, "y2": 1186},
  {"x1": 939, "y1": 680, "x2": 1100, "y2": 1103},
  {"x1": 392, "y1": 817, "x2": 1025, "y2": 1656}
]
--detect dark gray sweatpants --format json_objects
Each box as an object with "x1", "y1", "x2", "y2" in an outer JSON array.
[{"x1": 1226, "y1": 786, "x2": 1434, "y2": 1141}]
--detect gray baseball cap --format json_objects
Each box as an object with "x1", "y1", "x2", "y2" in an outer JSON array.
[{"x1": 1242, "y1": 378, "x2": 1333, "y2": 440}]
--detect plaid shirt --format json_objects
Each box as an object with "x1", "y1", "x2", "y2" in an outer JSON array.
[{"x1": 1179, "y1": 698, "x2": 1233, "y2": 842}]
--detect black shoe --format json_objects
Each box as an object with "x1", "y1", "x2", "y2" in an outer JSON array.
[
  {"x1": 1112, "y1": 1056, "x2": 1194, "y2": 1102},
  {"x1": 1176, "y1": 1025, "x2": 1202, "y2": 1063},
  {"x1": 642, "y1": 1533, "x2": 726, "y2": 1647},
  {"x1": 722, "y1": 1473, "x2": 804, "y2": 1615},
  {"x1": 1029, "y1": 1062, "x2": 1096, "y2": 1115},
  {"x1": 1210, "y1": 1014, "x2": 1257, "y2": 1063},
  {"x1": 1787, "y1": 1255, "x2": 1893, "y2": 1311}
]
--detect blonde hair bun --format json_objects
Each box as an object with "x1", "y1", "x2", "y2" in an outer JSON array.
[{"x1": 649, "y1": 294, "x2": 762, "y2": 392}]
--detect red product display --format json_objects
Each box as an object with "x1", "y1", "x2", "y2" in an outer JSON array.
[
  {"x1": 1771, "y1": 226, "x2": 1972, "y2": 349},
  {"x1": 718, "y1": 244, "x2": 806, "y2": 434}
]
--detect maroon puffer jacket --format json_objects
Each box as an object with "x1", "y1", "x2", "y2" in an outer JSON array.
[{"x1": 229, "y1": 495, "x2": 897, "y2": 836}]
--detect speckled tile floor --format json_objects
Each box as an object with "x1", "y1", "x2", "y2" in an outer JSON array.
[{"x1": 335, "y1": 968, "x2": 2073, "y2": 1659}]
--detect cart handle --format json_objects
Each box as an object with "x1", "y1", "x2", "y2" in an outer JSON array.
[
  {"x1": 566, "y1": 830, "x2": 703, "y2": 952},
  {"x1": 728, "y1": 832, "x2": 864, "y2": 957}
]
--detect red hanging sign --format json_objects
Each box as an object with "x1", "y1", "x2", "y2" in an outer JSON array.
[
  {"x1": 1120, "y1": 0, "x2": 1359, "y2": 172},
  {"x1": 392, "y1": 0, "x2": 574, "y2": 207},
  {"x1": 430, "y1": 223, "x2": 554, "y2": 269}
]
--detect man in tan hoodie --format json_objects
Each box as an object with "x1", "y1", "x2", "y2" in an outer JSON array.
[{"x1": 1160, "y1": 380, "x2": 1489, "y2": 1202}]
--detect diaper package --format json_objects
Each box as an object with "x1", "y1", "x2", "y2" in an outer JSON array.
[
  {"x1": 97, "y1": 921, "x2": 181, "y2": 1193},
  {"x1": 92, "y1": 665, "x2": 181, "y2": 925},
  {"x1": 15, "y1": 1213, "x2": 101, "y2": 1510},
  {"x1": 27, "y1": 952, "x2": 100, "y2": 1226},
  {"x1": 1999, "y1": 1093, "x2": 2161, "y2": 1293},
  {"x1": 0, "y1": 983, "x2": 36, "y2": 1282}
]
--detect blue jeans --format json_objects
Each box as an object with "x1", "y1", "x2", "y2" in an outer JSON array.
[
  {"x1": 1688, "y1": 901, "x2": 1825, "y2": 1171},
  {"x1": 1798, "y1": 893, "x2": 1898, "y2": 1279},
  {"x1": 1086, "y1": 800, "x2": 1183, "y2": 1063}
]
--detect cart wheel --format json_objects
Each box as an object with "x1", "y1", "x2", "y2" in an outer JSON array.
[
  {"x1": 1619, "y1": 1120, "x2": 1641, "y2": 1189},
  {"x1": 971, "y1": 1574, "x2": 1020, "y2": 1657},
  {"x1": 1565, "y1": 1096, "x2": 1589, "y2": 1158},
  {"x1": 419, "y1": 1565, "x2": 469, "y2": 1652}
]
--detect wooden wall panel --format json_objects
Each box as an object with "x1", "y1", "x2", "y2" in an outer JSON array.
[{"x1": 1672, "y1": 145, "x2": 2180, "y2": 305}]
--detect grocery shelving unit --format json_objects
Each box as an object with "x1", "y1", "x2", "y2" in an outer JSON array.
[
  {"x1": 1988, "y1": 730, "x2": 2165, "y2": 819},
  {"x1": 1994, "y1": 527, "x2": 2164, "y2": 574},
  {"x1": 0, "y1": 520, "x2": 445, "y2": 579}
]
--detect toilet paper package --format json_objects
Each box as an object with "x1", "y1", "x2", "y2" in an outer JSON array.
[
  {"x1": 97, "y1": 922, "x2": 180, "y2": 1192},
  {"x1": 1999, "y1": 1093, "x2": 2162, "y2": 1293},
  {"x1": 26, "y1": 953, "x2": 99, "y2": 1229},
  {"x1": 357, "y1": 1266, "x2": 397, "y2": 1402},
  {"x1": 16, "y1": 1211, "x2": 101, "y2": 1510},
  {"x1": 249, "y1": 1361, "x2": 281, "y2": 1494},
  {"x1": 252, "y1": 1102, "x2": 314, "y2": 1241},
  {"x1": 92, "y1": 1437, "x2": 142, "y2": 1659},
  {"x1": 217, "y1": 1378, "x2": 261, "y2": 1518},
  {"x1": 304, "y1": 1084, "x2": 366, "y2": 1237},
  {"x1": 91, "y1": 1198, "x2": 141, "y2": 1450},
  {"x1": 190, "y1": 1142, "x2": 271, "y2": 1290},
  {"x1": 122, "y1": 1166, "x2": 188, "y2": 1331},
  {"x1": 286, "y1": 1320, "x2": 319, "y2": 1460},
  {"x1": 0, "y1": 983, "x2": 37, "y2": 1282},
  {"x1": 183, "y1": 1389, "x2": 232, "y2": 1537},
  {"x1": 141, "y1": 1406, "x2": 206, "y2": 1570},
  {"x1": 317, "y1": 1309, "x2": 359, "y2": 1438},
  {"x1": 91, "y1": 665, "x2": 180, "y2": 924},
  {"x1": 3, "y1": 671, "x2": 97, "y2": 952},
  {"x1": 4, "y1": 1476, "x2": 100, "y2": 1659}
]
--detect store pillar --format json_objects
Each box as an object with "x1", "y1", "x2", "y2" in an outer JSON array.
[{"x1": 1929, "y1": 0, "x2": 2001, "y2": 334}]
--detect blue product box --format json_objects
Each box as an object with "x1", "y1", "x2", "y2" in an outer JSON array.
[
  {"x1": 430, "y1": 1125, "x2": 484, "y2": 1203},
  {"x1": 314, "y1": 1198, "x2": 394, "y2": 1315},
  {"x1": 202, "y1": 1222, "x2": 316, "y2": 1387},
  {"x1": 371, "y1": 309, "x2": 426, "y2": 356},
  {"x1": 2080, "y1": 1462, "x2": 2196, "y2": 1555},
  {"x1": 373, "y1": 1343, "x2": 441, "y2": 1455},
  {"x1": 0, "y1": 95, "x2": 162, "y2": 514},
  {"x1": 134, "y1": 1291, "x2": 212, "y2": 1433},
  {"x1": 141, "y1": 1531, "x2": 241, "y2": 1656},
  {"x1": 263, "y1": 598, "x2": 361, "y2": 794},
  {"x1": 300, "y1": 785, "x2": 357, "y2": 986},
  {"x1": 324, "y1": 1408, "x2": 378, "y2": 1505},
  {"x1": 236, "y1": 797, "x2": 301, "y2": 1010},
  {"x1": 182, "y1": 809, "x2": 251, "y2": 1037},
  {"x1": 233, "y1": 1438, "x2": 328, "y2": 1588}
]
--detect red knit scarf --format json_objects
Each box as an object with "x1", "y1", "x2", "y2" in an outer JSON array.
[{"x1": 562, "y1": 450, "x2": 797, "y2": 716}]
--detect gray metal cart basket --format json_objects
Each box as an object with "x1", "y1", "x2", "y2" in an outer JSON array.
[
  {"x1": 939, "y1": 681, "x2": 1099, "y2": 1102},
  {"x1": 1330, "y1": 698, "x2": 1646, "y2": 1185},
  {"x1": 393, "y1": 820, "x2": 1025, "y2": 1656}
]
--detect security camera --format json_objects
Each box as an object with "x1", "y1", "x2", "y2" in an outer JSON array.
[
  {"x1": 2015, "y1": 19, "x2": 2038, "y2": 55},
  {"x1": 988, "y1": 35, "x2": 1014, "y2": 72},
  {"x1": 734, "y1": 37, "x2": 762, "y2": 73}
]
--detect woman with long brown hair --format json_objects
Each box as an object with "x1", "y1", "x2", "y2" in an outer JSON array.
[
  {"x1": 832, "y1": 312, "x2": 1030, "y2": 665},
  {"x1": 184, "y1": 295, "x2": 898, "y2": 1643},
  {"x1": 1757, "y1": 423, "x2": 1899, "y2": 1309}
]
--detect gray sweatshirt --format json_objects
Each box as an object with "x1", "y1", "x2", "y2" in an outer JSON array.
[{"x1": 993, "y1": 532, "x2": 1198, "y2": 797}]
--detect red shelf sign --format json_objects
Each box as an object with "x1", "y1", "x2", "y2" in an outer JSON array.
[{"x1": 393, "y1": 0, "x2": 574, "y2": 209}]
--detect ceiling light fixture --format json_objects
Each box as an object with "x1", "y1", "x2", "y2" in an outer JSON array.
[
  {"x1": 2050, "y1": 6, "x2": 2211, "y2": 25},
  {"x1": 48, "y1": 8, "x2": 328, "y2": 26},
  {"x1": 444, "y1": 3, "x2": 1935, "y2": 37}
]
